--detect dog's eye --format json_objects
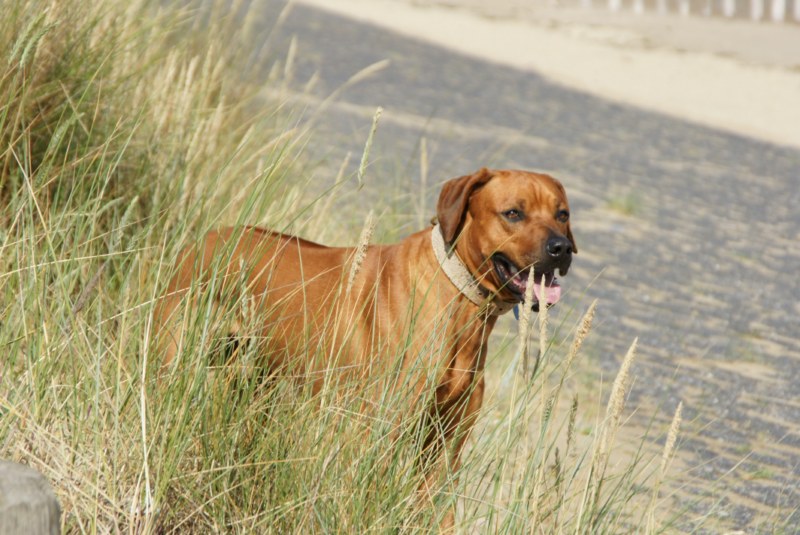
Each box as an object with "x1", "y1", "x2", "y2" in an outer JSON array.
[
  {"x1": 502, "y1": 209, "x2": 523, "y2": 222},
  {"x1": 556, "y1": 210, "x2": 570, "y2": 223}
]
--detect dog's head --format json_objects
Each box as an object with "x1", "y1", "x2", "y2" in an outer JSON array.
[{"x1": 436, "y1": 168, "x2": 577, "y2": 307}]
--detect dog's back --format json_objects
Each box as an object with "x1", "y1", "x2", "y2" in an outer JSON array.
[{"x1": 155, "y1": 226, "x2": 407, "y2": 378}]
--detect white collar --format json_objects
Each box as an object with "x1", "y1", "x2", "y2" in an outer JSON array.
[{"x1": 430, "y1": 224, "x2": 514, "y2": 316}]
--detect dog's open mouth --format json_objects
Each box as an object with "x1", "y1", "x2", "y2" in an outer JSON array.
[{"x1": 492, "y1": 254, "x2": 561, "y2": 306}]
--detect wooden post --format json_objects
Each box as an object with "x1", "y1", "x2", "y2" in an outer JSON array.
[
  {"x1": 0, "y1": 461, "x2": 60, "y2": 535},
  {"x1": 722, "y1": 0, "x2": 737, "y2": 16},
  {"x1": 751, "y1": 0, "x2": 765, "y2": 19},
  {"x1": 771, "y1": 0, "x2": 786, "y2": 20}
]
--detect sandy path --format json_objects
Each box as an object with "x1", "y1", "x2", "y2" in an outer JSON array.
[{"x1": 296, "y1": 0, "x2": 800, "y2": 149}]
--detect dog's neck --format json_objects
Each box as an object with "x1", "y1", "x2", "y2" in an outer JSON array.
[{"x1": 430, "y1": 224, "x2": 514, "y2": 316}]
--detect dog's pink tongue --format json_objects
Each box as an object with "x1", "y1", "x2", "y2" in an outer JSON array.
[{"x1": 533, "y1": 282, "x2": 561, "y2": 305}]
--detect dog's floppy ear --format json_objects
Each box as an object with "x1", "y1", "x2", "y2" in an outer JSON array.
[
  {"x1": 436, "y1": 167, "x2": 494, "y2": 245},
  {"x1": 552, "y1": 178, "x2": 578, "y2": 254},
  {"x1": 566, "y1": 224, "x2": 578, "y2": 254}
]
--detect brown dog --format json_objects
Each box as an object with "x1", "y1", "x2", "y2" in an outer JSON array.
[{"x1": 155, "y1": 167, "x2": 576, "y2": 525}]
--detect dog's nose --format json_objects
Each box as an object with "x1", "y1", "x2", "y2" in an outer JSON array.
[{"x1": 546, "y1": 236, "x2": 572, "y2": 260}]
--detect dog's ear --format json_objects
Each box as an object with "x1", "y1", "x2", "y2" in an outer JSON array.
[
  {"x1": 436, "y1": 168, "x2": 494, "y2": 245},
  {"x1": 552, "y1": 178, "x2": 578, "y2": 254},
  {"x1": 566, "y1": 223, "x2": 578, "y2": 254}
]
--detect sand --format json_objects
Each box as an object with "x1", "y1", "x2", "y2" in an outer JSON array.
[{"x1": 295, "y1": 0, "x2": 800, "y2": 149}]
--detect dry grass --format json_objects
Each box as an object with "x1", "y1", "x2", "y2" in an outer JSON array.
[{"x1": 0, "y1": 0, "x2": 688, "y2": 532}]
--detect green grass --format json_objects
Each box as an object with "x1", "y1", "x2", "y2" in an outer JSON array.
[
  {"x1": 606, "y1": 191, "x2": 641, "y2": 217},
  {"x1": 0, "y1": 0, "x2": 685, "y2": 532}
]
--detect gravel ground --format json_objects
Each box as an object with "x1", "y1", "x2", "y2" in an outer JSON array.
[{"x1": 252, "y1": 1, "x2": 800, "y2": 530}]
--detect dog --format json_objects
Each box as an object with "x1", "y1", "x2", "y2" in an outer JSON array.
[{"x1": 155, "y1": 167, "x2": 576, "y2": 527}]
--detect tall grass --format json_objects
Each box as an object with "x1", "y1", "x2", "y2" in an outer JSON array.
[{"x1": 0, "y1": 0, "x2": 682, "y2": 532}]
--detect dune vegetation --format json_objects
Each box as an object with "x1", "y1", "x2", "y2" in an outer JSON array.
[{"x1": 0, "y1": 0, "x2": 681, "y2": 532}]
